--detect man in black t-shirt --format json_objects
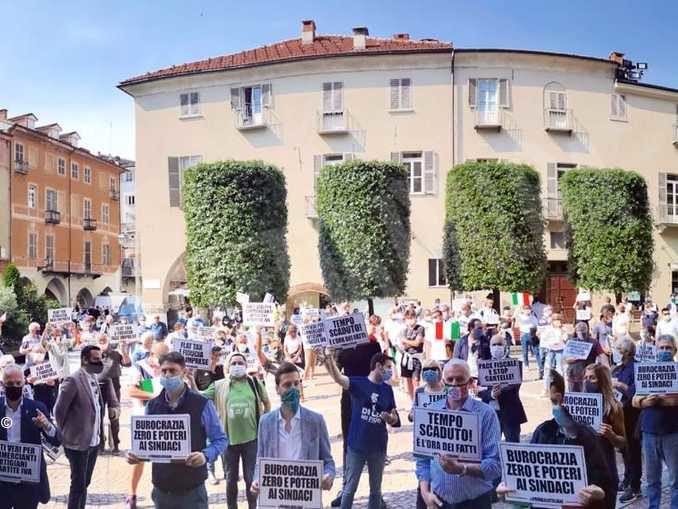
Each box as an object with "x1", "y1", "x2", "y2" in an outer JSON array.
[
  {"x1": 401, "y1": 309, "x2": 425, "y2": 402},
  {"x1": 96, "y1": 333, "x2": 128, "y2": 453}
]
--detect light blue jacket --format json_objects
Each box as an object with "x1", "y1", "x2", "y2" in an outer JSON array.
[{"x1": 254, "y1": 405, "x2": 335, "y2": 481}]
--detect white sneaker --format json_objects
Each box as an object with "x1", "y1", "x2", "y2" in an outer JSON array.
[{"x1": 208, "y1": 471, "x2": 219, "y2": 485}]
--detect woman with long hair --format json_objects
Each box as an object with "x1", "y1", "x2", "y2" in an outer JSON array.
[{"x1": 583, "y1": 363, "x2": 626, "y2": 509}]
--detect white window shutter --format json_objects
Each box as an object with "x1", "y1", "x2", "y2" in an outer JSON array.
[
  {"x1": 313, "y1": 155, "x2": 322, "y2": 194},
  {"x1": 468, "y1": 79, "x2": 477, "y2": 107},
  {"x1": 499, "y1": 79, "x2": 511, "y2": 108},
  {"x1": 230, "y1": 88, "x2": 241, "y2": 110},
  {"x1": 401, "y1": 78, "x2": 411, "y2": 109},
  {"x1": 262, "y1": 83, "x2": 272, "y2": 108},
  {"x1": 424, "y1": 151, "x2": 437, "y2": 194},
  {"x1": 610, "y1": 95, "x2": 618, "y2": 117},
  {"x1": 618, "y1": 95, "x2": 626, "y2": 118},
  {"x1": 558, "y1": 92, "x2": 567, "y2": 110},
  {"x1": 658, "y1": 172, "x2": 667, "y2": 221},
  {"x1": 390, "y1": 79, "x2": 400, "y2": 110},
  {"x1": 546, "y1": 163, "x2": 558, "y2": 197},
  {"x1": 333, "y1": 82, "x2": 343, "y2": 111},
  {"x1": 322, "y1": 83, "x2": 332, "y2": 112},
  {"x1": 168, "y1": 157, "x2": 181, "y2": 208},
  {"x1": 180, "y1": 94, "x2": 189, "y2": 116},
  {"x1": 190, "y1": 92, "x2": 199, "y2": 114},
  {"x1": 57, "y1": 191, "x2": 65, "y2": 213},
  {"x1": 390, "y1": 152, "x2": 401, "y2": 163}
]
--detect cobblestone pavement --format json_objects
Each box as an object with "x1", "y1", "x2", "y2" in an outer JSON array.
[{"x1": 40, "y1": 353, "x2": 671, "y2": 508}]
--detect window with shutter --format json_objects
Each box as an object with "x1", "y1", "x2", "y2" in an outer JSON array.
[
  {"x1": 57, "y1": 158, "x2": 65, "y2": 176},
  {"x1": 428, "y1": 259, "x2": 446, "y2": 286},
  {"x1": 262, "y1": 83, "x2": 272, "y2": 108},
  {"x1": 390, "y1": 152, "x2": 401, "y2": 163},
  {"x1": 423, "y1": 151, "x2": 438, "y2": 195},
  {"x1": 401, "y1": 79, "x2": 411, "y2": 109},
  {"x1": 27, "y1": 185, "x2": 37, "y2": 209},
  {"x1": 664, "y1": 173, "x2": 678, "y2": 220},
  {"x1": 230, "y1": 88, "x2": 241, "y2": 111},
  {"x1": 402, "y1": 152, "x2": 424, "y2": 194},
  {"x1": 499, "y1": 79, "x2": 510, "y2": 108},
  {"x1": 389, "y1": 78, "x2": 413, "y2": 110},
  {"x1": 468, "y1": 79, "x2": 477, "y2": 107},
  {"x1": 180, "y1": 94, "x2": 189, "y2": 116},
  {"x1": 168, "y1": 157, "x2": 180, "y2": 208},
  {"x1": 390, "y1": 79, "x2": 400, "y2": 110}
]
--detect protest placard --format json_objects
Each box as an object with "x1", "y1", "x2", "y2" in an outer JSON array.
[
  {"x1": 477, "y1": 358, "x2": 522, "y2": 387},
  {"x1": 500, "y1": 442, "x2": 588, "y2": 509},
  {"x1": 258, "y1": 458, "x2": 323, "y2": 508},
  {"x1": 323, "y1": 312, "x2": 369, "y2": 349},
  {"x1": 171, "y1": 338, "x2": 213, "y2": 370},
  {"x1": 414, "y1": 389, "x2": 448, "y2": 409},
  {"x1": 29, "y1": 361, "x2": 61, "y2": 383},
  {"x1": 111, "y1": 324, "x2": 136, "y2": 343},
  {"x1": 131, "y1": 415, "x2": 191, "y2": 462},
  {"x1": 576, "y1": 291, "x2": 591, "y2": 302},
  {"x1": 48, "y1": 307, "x2": 72, "y2": 327},
  {"x1": 563, "y1": 392, "x2": 603, "y2": 432},
  {"x1": 634, "y1": 362, "x2": 678, "y2": 394},
  {"x1": 301, "y1": 308, "x2": 321, "y2": 320},
  {"x1": 246, "y1": 354, "x2": 259, "y2": 373},
  {"x1": 575, "y1": 309, "x2": 592, "y2": 321},
  {"x1": 0, "y1": 441, "x2": 41, "y2": 483},
  {"x1": 413, "y1": 407, "x2": 481, "y2": 461},
  {"x1": 636, "y1": 344, "x2": 657, "y2": 363},
  {"x1": 243, "y1": 302, "x2": 276, "y2": 327},
  {"x1": 301, "y1": 321, "x2": 326, "y2": 349},
  {"x1": 198, "y1": 326, "x2": 216, "y2": 341},
  {"x1": 563, "y1": 340, "x2": 593, "y2": 360}
]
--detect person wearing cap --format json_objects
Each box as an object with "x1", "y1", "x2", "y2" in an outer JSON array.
[{"x1": 201, "y1": 351, "x2": 270, "y2": 509}]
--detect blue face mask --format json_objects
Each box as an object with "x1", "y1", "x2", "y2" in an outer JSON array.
[
  {"x1": 160, "y1": 375, "x2": 183, "y2": 393},
  {"x1": 422, "y1": 369, "x2": 440, "y2": 384},
  {"x1": 281, "y1": 387, "x2": 301, "y2": 413},
  {"x1": 382, "y1": 368, "x2": 393, "y2": 382},
  {"x1": 552, "y1": 405, "x2": 573, "y2": 429},
  {"x1": 657, "y1": 350, "x2": 674, "y2": 362}
]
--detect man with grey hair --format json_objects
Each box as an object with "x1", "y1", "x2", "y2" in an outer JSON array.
[
  {"x1": 19, "y1": 322, "x2": 43, "y2": 369},
  {"x1": 1, "y1": 363, "x2": 61, "y2": 508},
  {"x1": 416, "y1": 358, "x2": 501, "y2": 509}
]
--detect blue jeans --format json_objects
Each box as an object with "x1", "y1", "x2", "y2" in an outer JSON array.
[
  {"x1": 543, "y1": 349, "x2": 564, "y2": 390},
  {"x1": 642, "y1": 431, "x2": 678, "y2": 509},
  {"x1": 520, "y1": 333, "x2": 542, "y2": 370},
  {"x1": 151, "y1": 484, "x2": 208, "y2": 509},
  {"x1": 341, "y1": 448, "x2": 386, "y2": 509}
]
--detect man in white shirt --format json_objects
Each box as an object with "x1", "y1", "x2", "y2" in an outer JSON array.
[
  {"x1": 1, "y1": 363, "x2": 61, "y2": 509},
  {"x1": 19, "y1": 322, "x2": 43, "y2": 369},
  {"x1": 251, "y1": 362, "x2": 335, "y2": 495},
  {"x1": 657, "y1": 307, "x2": 678, "y2": 340}
]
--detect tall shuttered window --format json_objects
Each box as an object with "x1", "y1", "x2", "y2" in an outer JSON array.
[
  {"x1": 168, "y1": 155, "x2": 202, "y2": 208},
  {"x1": 389, "y1": 78, "x2": 412, "y2": 110}
]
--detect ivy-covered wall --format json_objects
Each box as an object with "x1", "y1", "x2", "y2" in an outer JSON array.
[
  {"x1": 182, "y1": 161, "x2": 290, "y2": 307},
  {"x1": 560, "y1": 168, "x2": 653, "y2": 293},
  {"x1": 316, "y1": 160, "x2": 411, "y2": 301},
  {"x1": 443, "y1": 161, "x2": 546, "y2": 293}
]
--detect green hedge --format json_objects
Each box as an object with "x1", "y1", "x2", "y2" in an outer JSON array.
[
  {"x1": 560, "y1": 168, "x2": 653, "y2": 293},
  {"x1": 182, "y1": 161, "x2": 290, "y2": 307},
  {"x1": 316, "y1": 160, "x2": 411, "y2": 301},
  {"x1": 443, "y1": 161, "x2": 546, "y2": 292}
]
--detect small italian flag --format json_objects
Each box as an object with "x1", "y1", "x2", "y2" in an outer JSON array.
[
  {"x1": 450, "y1": 322, "x2": 461, "y2": 341},
  {"x1": 511, "y1": 292, "x2": 531, "y2": 306}
]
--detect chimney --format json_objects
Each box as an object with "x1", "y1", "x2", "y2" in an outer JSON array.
[
  {"x1": 609, "y1": 51, "x2": 625, "y2": 65},
  {"x1": 393, "y1": 33, "x2": 410, "y2": 41},
  {"x1": 0, "y1": 109, "x2": 7, "y2": 121},
  {"x1": 352, "y1": 26, "x2": 369, "y2": 50},
  {"x1": 301, "y1": 20, "x2": 316, "y2": 45}
]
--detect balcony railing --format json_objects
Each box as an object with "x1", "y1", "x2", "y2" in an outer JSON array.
[
  {"x1": 14, "y1": 159, "x2": 29, "y2": 174},
  {"x1": 109, "y1": 189, "x2": 120, "y2": 200},
  {"x1": 673, "y1": 124, "x2": 678, "y2": 146},
  {"x1": 317, "y1": 110, "x2": 349, "y2": 134},
  {"x1": 83, "y1": 217, "x2": 97, "y2": 231},
  {"x1": 544, "y1": 109, "x2": 574, "y2": 133},
  {"x1": 234, "y1": 104, "x2": 270, "y2": 130},
  {"x1": 44, "y1": 209, "x2": 61, "y2": 224},
  {"x1": 305, "y1": 195, "x2": 318, "y2": 219},
  {"x1": 657, "y1": 205, "x2": 678, "y2": 227},
  {"x1": 544, "y1": 197, "x2": 563, "y2": 220},
  {"x1": 474, "y1": 109, "x2": 503, "y2": 130}
]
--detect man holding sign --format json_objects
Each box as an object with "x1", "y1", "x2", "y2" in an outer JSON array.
[
  {"x1": 0, "y1": 363, "x2": 61, "y2": 509},
  {"x1": 415, "y1": 359, "x2": 501, "y2": 509},
  {"x1": 127, "y1": 351, "x2": 227, "y2": 509}
]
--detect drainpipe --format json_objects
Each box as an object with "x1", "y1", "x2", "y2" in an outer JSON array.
[{"x1": 67, "y1": 147, "x2": 75, "y2": 305}]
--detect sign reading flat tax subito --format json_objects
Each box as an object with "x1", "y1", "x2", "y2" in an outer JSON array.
[
  {"x1": 477, "y1": 358, "x2": 522, "y2": 386},
  {"x1": 323, "y1": 312, "x2": 369, "y2": 349},
  {"x1": 413, "y1": 407, "x2": 481, "y2": 461},
  {"x1": 634, "y1": 362, "x2": 678, "y2": 394}
]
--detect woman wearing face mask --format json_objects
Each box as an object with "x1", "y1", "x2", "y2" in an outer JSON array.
[
  {"x1": 283, "y1": 324, "x2": 305, "y2": 370},
  {"x1": 540, "y1": 313, "x2": 567, "y2": 397},
  {"x1": 41, "y1": 322, "x2": 73, "y2": 379},
  {"x1": 583, "y1": 364, "x2": 626, "y2": 509},
  {"x1": 477, "y1": 334, "x2": 527, "y2": 442},
  {"x1": 201, "y1": 352, "x2": 270, "y2": 509},
  {"x1": 633, "y1": 336, "x2": 678, "y2": 509},
  {"x1": 565, "y1": 321, "x2": 599, "y2": 392}
]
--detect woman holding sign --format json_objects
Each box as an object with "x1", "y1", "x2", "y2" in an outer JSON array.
[{"x1": 583, "y1": 363, "x2": 626, "y2": 509}]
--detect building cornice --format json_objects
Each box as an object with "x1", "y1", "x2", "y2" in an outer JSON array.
[{"x1": 615, "y1": 80, "x2": 678, "y2": 101}]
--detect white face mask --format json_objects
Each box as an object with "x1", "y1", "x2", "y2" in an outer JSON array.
[
  {"x1": 229, "y1": 364, "x2": 246, "y2": 378},
  {"x1": 237, "y1": 343, "x2": 248, "y2": 353},
  {"x1": 490, "y1": 345, "x2": 506, "y2": 360}
]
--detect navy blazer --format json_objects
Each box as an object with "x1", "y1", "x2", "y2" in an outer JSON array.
[
  {"x1": 0, "y1": 397, "x2": 61, "y2": 504},
  {"x1": 477, "y1": 357, "x2": 527, "y2": 427}
]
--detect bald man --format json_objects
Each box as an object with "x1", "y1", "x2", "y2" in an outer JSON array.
[{"x1": 415, "y1": 359, "x2": 501, "y2": 509}]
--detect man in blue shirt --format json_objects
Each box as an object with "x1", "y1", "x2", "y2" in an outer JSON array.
[
  {"x1": 127, "y1": 351, "x2": 228, "y2": 509},
  {"x1": 416, "y1": 358, "x2": 501, "y2": 509},
  {"x1": 325, "y1": 351, "x2": 400, "y2": 509},
  {"x1": 150, "y1": 314, "x2": 168, "y2": 341}
]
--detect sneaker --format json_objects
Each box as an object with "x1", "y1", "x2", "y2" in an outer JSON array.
[
  {"x1": 208, "y1": 471, "x2": 219, "y2": 485},
  {"x1": 330, "y1": 492, "x2": 343, "y2": 507},
  {"x1": 111, "y1": 446, "x2": 120, "y2": 455},
  {"x1": 125, "y1": 495, "x2": 137, "y2": 509},
  {"x1": 619, "y1": 488, "x2": 640, "y2": 503}
]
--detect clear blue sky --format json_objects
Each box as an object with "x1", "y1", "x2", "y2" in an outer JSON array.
[{"x1": 2, "y1": 0, "x2": 676, "y2": 160}]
